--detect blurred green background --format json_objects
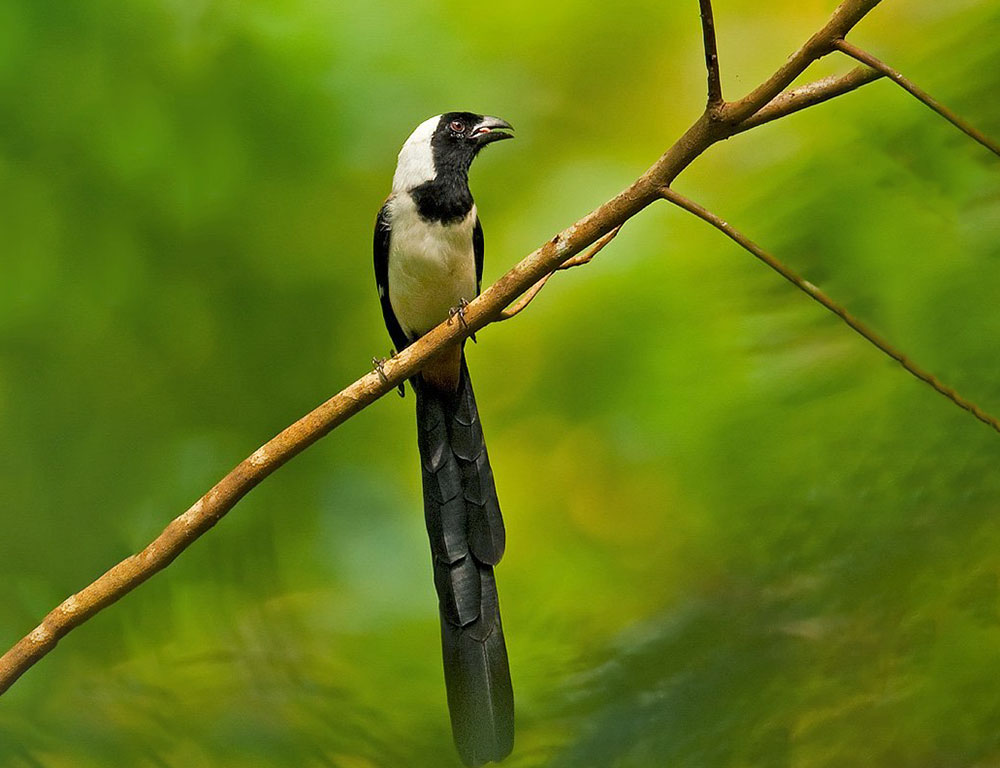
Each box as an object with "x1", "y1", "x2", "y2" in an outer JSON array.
[{"x1": 2, "y1": 0, "x2": 1000, "y2": 765}]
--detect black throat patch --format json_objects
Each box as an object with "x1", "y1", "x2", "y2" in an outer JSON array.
[
  {"x1": 409, "y1": 112, "x2": 483, "y2": 225},
  {"x1": 409, "y1": 175, "x2": 474, "y2": 225}
]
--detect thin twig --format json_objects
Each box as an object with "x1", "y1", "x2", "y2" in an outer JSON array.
[
  {"x1": 499, "y1": 227, "x2": 622, "y2": 321},
  {"x1": 699, "y1": 0, "x2": 724, "y2": 109},
  {"x1": 733, "y1": 66, "x2": 883, "y2": 134},
  {"x1": 834, "y1": 39, "x2": 1000, "y2": 158},
  {"x1": 659, "y1": 186, "x2": 1000, "y2": 434},
  {"x1": 0, "y1": 0, "x2": 906, "y2": 695}
]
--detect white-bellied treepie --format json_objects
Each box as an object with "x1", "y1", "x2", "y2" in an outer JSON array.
[{"x1": 373, "y1": 113, "x2": 515, "y2": 766}]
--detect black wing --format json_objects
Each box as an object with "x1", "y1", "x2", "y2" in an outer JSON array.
[
  {"x1": 473, "y1": 216, "x2": 484, "y2": 294},
  {"x1": 374, "y1": 201, "x2": 410, "y2": 353}
]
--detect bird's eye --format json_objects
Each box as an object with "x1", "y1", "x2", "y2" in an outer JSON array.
[{"x1": 449, "y1": 120, "x2": 465, "y2": 134}]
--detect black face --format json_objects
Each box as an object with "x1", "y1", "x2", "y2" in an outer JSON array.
[{"x1": 430, "y1": 111, "x2": 514, "y2": 177}]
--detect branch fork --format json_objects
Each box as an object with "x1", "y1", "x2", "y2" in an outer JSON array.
[{"x1": 498, "y1": 226, "x2": 622, "y2": 321}]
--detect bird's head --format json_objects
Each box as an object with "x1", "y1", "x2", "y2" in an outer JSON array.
[{"x1": 393, "y1": 112, "x2": 514, "y2": 193}]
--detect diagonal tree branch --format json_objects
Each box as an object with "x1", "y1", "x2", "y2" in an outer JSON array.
[
  {"x1": 733, "y1": 66, "x2": 883, "y2": 133},
  {"x1": 659, "y1": 186, "x2": 1000, "y2": 434},
  {"x1": 834, "y1": 39, "x2": 1000, "y2": 158},
  {"x1": 699, "y1": 0, "x2": 724, "y2": 109},
  {"x1": 12, "y1": 0, "x2": 982, "y2": 696}
]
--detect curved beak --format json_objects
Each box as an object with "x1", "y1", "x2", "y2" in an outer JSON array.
[{"x1": 471, "y1": 116, "x2": 515, "y2": 146}]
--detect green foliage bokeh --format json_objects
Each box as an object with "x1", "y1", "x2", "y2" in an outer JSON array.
[{"x1": 2, "y1": 1, "x2": 999, "y2": 765}]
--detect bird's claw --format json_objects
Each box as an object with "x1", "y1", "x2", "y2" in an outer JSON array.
[
  {"x1": 372, "y1": 356, "x2": 389, "y2": 385},
  {"x1": 448, "y1": 298, "x2": 477, "y2": 343},
  {"x1": 389, "y1": 349, "x2": 405, "y2": 397},
  {"x1": 375, "y1": 351, "x2": 406, "y2": 397}
]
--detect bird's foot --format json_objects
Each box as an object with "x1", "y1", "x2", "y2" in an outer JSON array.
[
  {"x1": 372, "y1": 356, "x2": 390, "y2": 385},
  {"x1": 373, "y1": 352, "x2": 406, "y2": 397},
  {"x1": 388, "y1": 349, "x2": 405, "y2": 397},
  {"x1": 448, "y1": 298, "x2": 477, "y2": 343}
]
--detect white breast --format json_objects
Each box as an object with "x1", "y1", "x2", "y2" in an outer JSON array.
[{"x1": 387, "y1": 194, "x2": 478, "y2": 339}]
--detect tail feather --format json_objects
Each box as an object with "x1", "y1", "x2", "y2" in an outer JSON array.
[
  {"x1": 453, "y1": 361, "x2": 505, "y2": 566},
  {"x1": 466, "y1": 459, "x2": 504, "y2": 566},
  {"x1": 441, "y1": 569, "x2": 514, "y2": 766},
  {"x1": 416, "y1": 357, "x2": 514, "y2": 766},
  {"x1": 433, "y1": 555, "x2": 481, "y2": 627}
]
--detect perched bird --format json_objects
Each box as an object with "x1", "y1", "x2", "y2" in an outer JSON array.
[{"x1": 373, "y1": 113, "x2": 516, "y2": 766}]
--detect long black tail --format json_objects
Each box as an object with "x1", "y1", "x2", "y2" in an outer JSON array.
[{"x1": 414, "y1": 356, "x2": 514, "y2": 766}]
